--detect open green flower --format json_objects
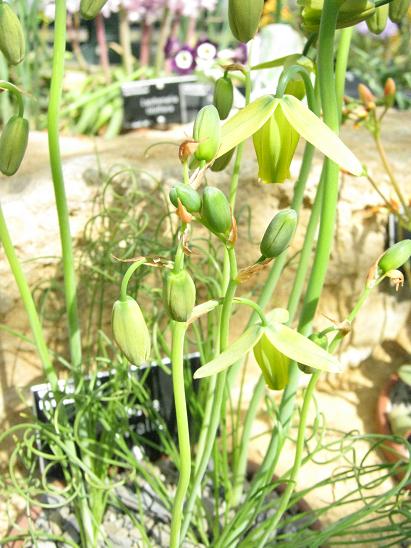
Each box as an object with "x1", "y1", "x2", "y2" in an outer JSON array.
[
  {"x1": 215, "y1": 94, "x2": 363, "y2": 179},
  {"x1": 193, "y1": 308, "x2": 341, "y2": 384}
]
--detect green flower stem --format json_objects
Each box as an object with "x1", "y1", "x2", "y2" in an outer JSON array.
[
  {"x1": 229, "y1": 69, "x2": 251, "y2": 210},
  {"x1": 0, "y1": 204, "x2": 57, "y2": 388},
  {"x1": 181, "y1": 248, "x2": 238, "y2": 541},
  {"x1": 335, "y1": 27, "x2": 353, "y2": 112},
  {"x1": 48, "y1": 0, "x2": 82, "y2": 379},
  {"x1": 120, "y1": 258, "x2": 147, "y2": 301},
  {"x1": 0, "y1": 81, "x2": 24, "y2": 117},
  {"x1": 170, "y1": 320, "x2": 191, "y2": 548},
  {"x1": 232, "y1": 297, "x2": 268, "y2": 326},
  {"x1": 119, "y1": 6, "x2": 133, "y2": 75}
]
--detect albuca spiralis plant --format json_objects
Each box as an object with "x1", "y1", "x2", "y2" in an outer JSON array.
[{"x1": 1, "y1": 0, "x2": 411, "y2": 547}]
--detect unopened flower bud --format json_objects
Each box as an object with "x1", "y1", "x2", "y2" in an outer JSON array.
[
  {"x1": 164, "y1": 270, "x2": 196, "y2": 322},
  {"x1": 228, "y1": 0, "x2": 264, "y2": 43},
  {"x1": 213, "y1": 75, "x2": 234, "y2": 120},
  {"x1": 260, "y1": 209, "x2": 298, "y2": 259},
  {"x1": 193, "y1": 105, "x2": 221, "y2": 163},
  {"x1": 201, "y1": 186, "x2": 232, "y2": 236},
  {"x1": 384, "y1": 78, "x2": 396, "y2": 108},
  {"x1": 298, "y1": 333, "x2": 328, "y2": 375},
  {"x1": 0, "y1": 115, "x2": 29, "y2": 176},
  {"x1": 211, "y1": 148, "x2": 235, "y2": 172},
  {"x1": 80, "y1": 0, "x2": 109, "y2": 19},
  {"x1": 169, "y1": 183, "x2": 202, "y2": 213},
  {"x1": 253, "y1": 333, "x2": 289, "y2": 390},
  {"x1": 112, "y1": 296, "x2": 151, "y2": 365},
  {"x1": 0, "y1": 3, "x2": 25, "y2": 65},
  {"x1": 366, "y1": 5, "x2": 389, "y2": 35},
  {"x1": 358, "y1": 83, "x2": 376, "y2": 110},
  {"x1": 378, "y1": 240, "x2": 411, "y2": 274},
  {"x1": 389, "y1": 0, "x2": 410, "y2": 23}
]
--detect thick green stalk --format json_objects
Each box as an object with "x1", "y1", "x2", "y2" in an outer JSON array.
[
  {"x1": 0, "y1": 205, "x2": 57, "y2": 388},
  {"x1": 181, "y1": 248, "x2": 238, "y2": 540},
  {"x1": 47, "y1": 0, "x2": 82, "y2": 379},
  {"x1": 170, "y1": 321, "x2": 191, "y2": 548}
]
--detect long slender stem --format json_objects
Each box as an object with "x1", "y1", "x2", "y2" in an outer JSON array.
[
  {"x1": 170, "y1": 321, "x2": 191, "y2": 548},
  {"x1": 0, "y1": 204, "x2": 57, "y2": 388},
  {"x1": 0, "y1": 80, "x2": 24, "y2": 117},
  {"x1": 119, "y1": 6, "x2": 133, "y2": 75},
  {"x1": 95, "y1": 13, "x2": 111, "y2": 83},
  {"x1": 48, "y1": 0, "x2": 82, "y2": 379}
]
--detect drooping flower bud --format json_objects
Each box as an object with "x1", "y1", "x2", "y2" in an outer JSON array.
[
  {"x1": 358, "y1": 83, "x2": 376, "y2": 110},
  {"x1": 0, "y1": 116, "x2": 29, "y2": 176},
  {"x1": 389, "y1": 0, "x2": 410, "y2": 23},
  {"x1": 384, "y1": 78, "x2": 396, "y2": 109},
  {"x1": 201, "y1": 186, "x2": 232, "y2": 236},
  {"x1": 80, "y1": 0, "x2": 109, "y2": 20},
  {"x1": 299, "y1": 0, "x2": 375, "y2": 32},
  {"x1": 213, "y1": 75, "x2": 234, "y2": 120},
  {"x1": 112, "y1": 296, "x2": 151, "y2": 365},
  {"x1": 193, "y1": 105, "x2": 221, "y2": 163},
  {"x1": 253, "y1": 107, "x2": 300, "y2": 184},
  {"x1": 211, "y1": 148, "x2": 235, "y2": 172},
  {"x1": 164, "y1": 270, "x2": 196, "y2": 322},
  {"x1": 169, "y1": 183, "x2": 202, "y2": 213},
  {"x1": 366, "y1": 4, "x2": 389, "y2": 34},
  {"x1": 378, "y1": 240, "x2": 411, "y2": 274},
  {"x1": 228, "y1": 0, "x2": 264, "y2": 43},
  {"x1": 253, "y1": 332, "x2": 290, "y2": 390},
  {"x1": 298, "y1": 333, "x2": 328, "y2": 375},
  {"x1": 0, "y1": 3, "x2": 25, "y2": 65},
  {"x1": 260, "y1": 209, "x2": 298, "y2": 259}
]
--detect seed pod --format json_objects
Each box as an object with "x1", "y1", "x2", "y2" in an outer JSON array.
[
  {"x1": 228, "y1": 0, "x2": 264, "y2": 43},
  {"x1": 201, "y1": 186, "x2": 232, "y2": 235},
  {"x1": 366, "y1": 4, "x2": 389, "y2": 34},
  {"x1": 298, "y1": 333, "x2": 328, "y2": 375},
  {"x1": 164, "y1": 270, "x2": 196, "y2": 322},
  {"x1": 378, "y1": 240, "x2": 411, "y2": 274},
  {"x1": 0, "y1": 116, "x2": 29, "y2": 176},
  {"x1": 80, "y1": 0, "x2": 109, "y2": 19},
  {"x1": 253, "y1": 107, "x2": 300, "y2": 184},
  {"x1": 253, "y1": 333, "x2": 290, "y2": 390},
  {"x1": 211, "y1": 148, "x2": 235, "y2": 172},
  {"x1": 112, "y1": 296, "x2": 151, "y2": 365},
  {"x1": 193, "y1": 105, "x2": 221, "y2": 163},
  {"x1": 169, "y1": 183, "x2": 202, "y2": 213},
  {"x1": 213, "y1": 76, "x2": 234, "y2": 120},
  {"x1": 260, "y1": 209, "x2": 298, "y2": 259},
  {"x1": 389, "y1": 0, "x2": 410, "y2": 23},
  {"x1": 0, "y1": 3, "x2": 25, "y2": 65}
]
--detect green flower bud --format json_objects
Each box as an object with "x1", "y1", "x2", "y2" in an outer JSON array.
[
  {"x1": 80, "y1": 0, "x2": 109, "y2": 19},
  {"x1": 193, "y1": 105, "x2": 221, "y2": 163},
  {"x1": 228, "y1": 0, "x2": 264, "y2": 43},
  {"x1": 299, "y1": 0, "x2": 375, "y2": 32},
  {"x1": 164, "y1": 270, "x2": 196, "y2": 322},
  {"x1": 112, "y1": 296, "x2": 151, "y2": 365},
  {"x1": 253, "y1": 108, "x2": 300, "y2": 184},
  {"x1": 201, "y1": 186, "x2": 232, "y2": 235},
  {"x1": 253, "y1": 333, "x2": 290, "y2": 390},
  {"x1": 389, "y1": 0, "x2": 410, "y2": 23},
  {"x1": 169, "y1": 183, "x2": 202, "y2": 213},
  {"x1": 213, "y1": 76, "x2": 234, "y2": 120},
  {"x1": 210, "y1": 148, "x2": 235, "y2": 172},
  {"x1": 298, "y1": 333, "x2": 328, "y2": 375},
  {"x1": 0, "y1": 116, "x2": 29, "y2": 176},
  {"x1": 378, "y1": 240, "x2": 411, "y2": 274},
  {"x1": 260, "y1": 209, "x2": 298, "y2": 259},
  {"x1": 0, "y1": 3, "x2": 25, "y2": 65},
  {"x1": 366, "y1": 5, "x2": 389, "y2": 34}
]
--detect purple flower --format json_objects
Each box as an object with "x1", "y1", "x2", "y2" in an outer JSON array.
[
  {"x1": 356, "y1": 20, "x2": 399, "y2": 39},
  {"x1": 232, "y1": 43, "x2": 248, "y2": 64},
  {"x1": 165, "y1": 37, "x2": 181, "y2": 59},
  {"x1": 195, "y1": 39, "x2": 218, "y2": 61},
  {"x1": 172, "y1": 46, "x2": 196, "y2": 75}
]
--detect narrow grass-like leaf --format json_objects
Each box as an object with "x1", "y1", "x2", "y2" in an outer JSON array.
[
  {"x1": 193, "y1": 324, "x2": 264, "y2": 379},
  {"x1": 264, "y1": 324, "x2": 342, "y2": 373},
  {"x1": 216, "y1": 96, "x2": 279, "y2": 159},
  {"x1": 280, "y1": 94, "x2": 363, "y2": 176},
  {"x1": 251, "y1": 54, "x2": 300, "y2": 71}
]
